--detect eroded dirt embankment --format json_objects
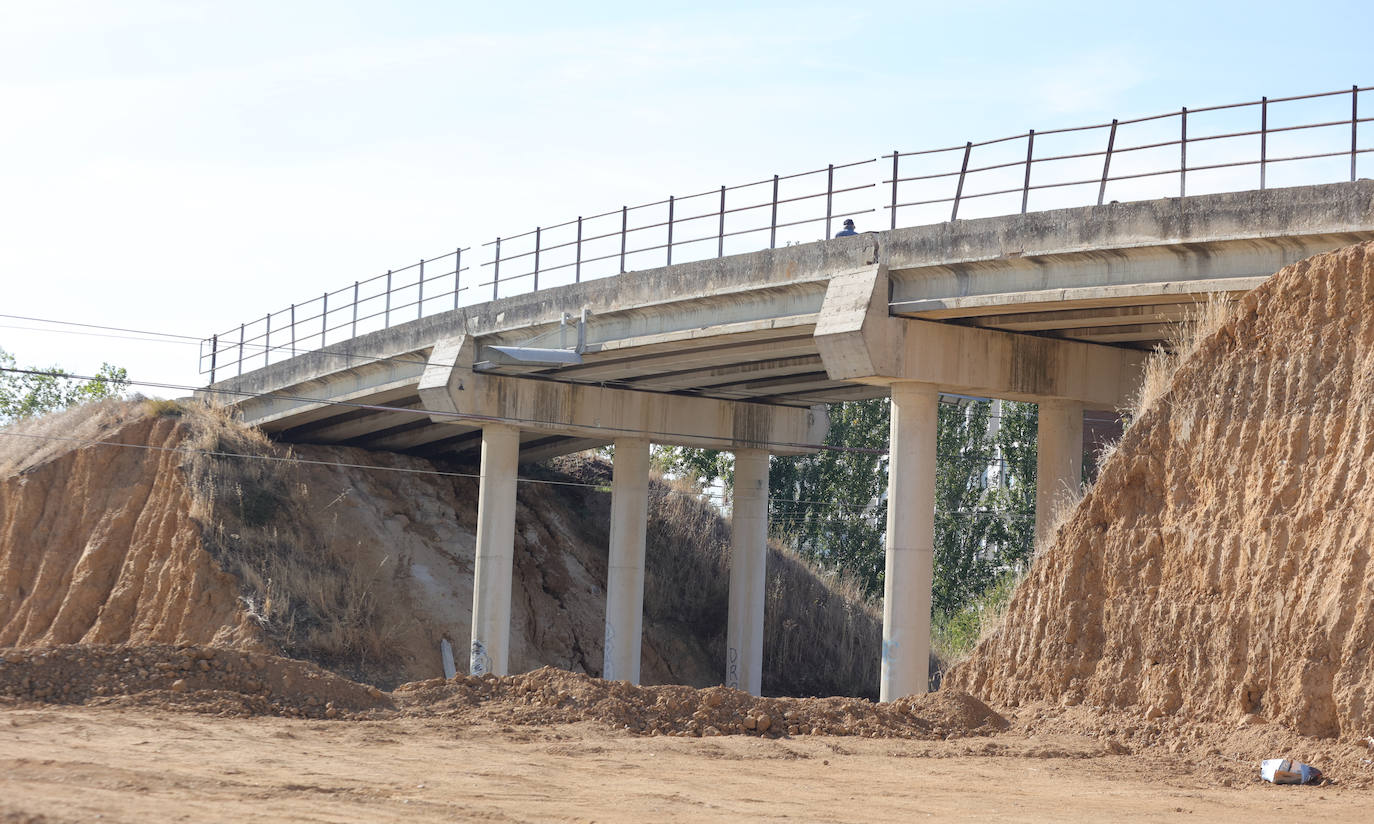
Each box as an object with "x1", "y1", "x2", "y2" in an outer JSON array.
[
  {"x1": 0, "y1": 400, "x2": 880, "y2": 695},
  {"x1": 0, "y1": 413, "x2": 261, "y2": 650},
  {"x1": 949, "y1": 242, "x2": 1374, "y2": 742}
]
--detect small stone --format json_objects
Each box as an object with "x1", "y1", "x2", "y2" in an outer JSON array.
[
  {"x1": 755, "y1": 714, "x2": 772, "y2": 733},
  {"x1": 703, "y1": 725, "x2": 722, "y2": 737},
  {"x1": 1145, "y1": 706, "x2": 1165, "y2": 721},
  {"x1": 743, "y1": 716, "x2": 757, "y2": 730},
  {"x1": 170, "y1": 679, "x2": 189, "y2": 693},
  {"x1": 1238, "y1": 713, "x2": 1265, "y2": 727},
  {"x1": 366, "y1": 686, "x2": 383, "y2": 699}
]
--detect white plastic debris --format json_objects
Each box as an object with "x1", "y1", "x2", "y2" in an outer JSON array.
[{"x1": 1260, "y1": 758, "x2": 1322, "y2": 785}]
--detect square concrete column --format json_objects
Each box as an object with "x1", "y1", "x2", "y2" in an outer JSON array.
[
  {"x1": 470, "y1": 423, "x2": 520, "y2": 676},
  {"x1": 726, "y1": 448, "x2": 769, "y2": 695},
  {"x1": 1035, "y1": 399, "x2": 1084, "y2": 549},
  {"x1": 603, "y1": 437, "x2": 650, "y2": 684},
  {"x1": 881, "y1": 381, "x2": 938, "y2": 702}
]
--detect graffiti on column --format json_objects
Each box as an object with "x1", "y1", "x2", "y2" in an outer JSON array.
[
  {"x1": 471, "y1": 639, "x2": 492, "y2": 676},
  {"x1": 881, "y1": 639, "x2": 899, "y2": 676},
  {"x1": 603, "y1": 624, "x2": 616, "y2": 681},
  {"x1": 726, "y1": 646, "x2": 739, "y2": 690}
]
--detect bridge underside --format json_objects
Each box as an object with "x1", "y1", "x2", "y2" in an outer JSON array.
[{"x1": 201, "y1": 180, "x2": 1374, "y2": 700}]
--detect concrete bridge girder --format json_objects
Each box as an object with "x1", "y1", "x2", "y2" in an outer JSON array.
[
  {"x1": 418, "y1": 335, "x2": 828, "y2": 454},
  {"x1": 815, "y1": 263, "x2": 1147, "y2": 407}
]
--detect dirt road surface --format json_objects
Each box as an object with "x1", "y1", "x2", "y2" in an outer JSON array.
[{"x1": 2, "y1": 705, "x2": 1367, "y2": 823}]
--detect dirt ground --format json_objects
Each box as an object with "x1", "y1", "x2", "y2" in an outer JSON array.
[{"x1": 2, "y1": 704, "x2": 1368, "y2": 823}]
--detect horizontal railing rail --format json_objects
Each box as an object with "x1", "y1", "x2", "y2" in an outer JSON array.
[{"x1": 202, "y1": 84, "x2": 1371, "y2": 381}]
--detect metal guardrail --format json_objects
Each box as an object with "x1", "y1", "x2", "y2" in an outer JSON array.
[{"x1": 202, "y1": 84, "x2": 1372, "y2": 382}]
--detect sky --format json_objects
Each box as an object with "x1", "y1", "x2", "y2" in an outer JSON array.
[{"x1": 2, "y1": 0, "x2": 1371, "y2": 396}]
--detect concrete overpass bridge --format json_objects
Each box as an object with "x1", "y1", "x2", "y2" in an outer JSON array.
[{"x1": 201, "y1": 179, "x2": 1374, "y2": 701}]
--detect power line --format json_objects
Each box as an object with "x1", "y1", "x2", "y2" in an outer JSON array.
[
  {"x1": 0, "y1": 427, "x2": 1036, "y2": 524},
  {"x1": 0, "y1": 313, "x2": 203, "y2": 341}
]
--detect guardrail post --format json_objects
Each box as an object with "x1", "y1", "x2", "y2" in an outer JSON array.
[
  {"x1": 290, "y1": 303, "x2": 296, "y2": 354},
  {"x1": 322, "y1": 291, "x2": 328, "y2": 345},
  {"x1": 1352, "y1": 85, "x2": 1359, "y2": 182},
  {"x1": 890, "y1": 150, "x2": 899, "y2": 229},
  {"x1": 454, "y1": 248, "x2": 462, "y2": 308},
  {"x1": 717, "y1": 186, "x2": 726, "y2": 257},
  {"x1": 237, "y1": 323, "x2": 245, "y2": 376},
  {"x1": 1021, "y1": 130, "x2": 1035, "y2": 214},
  {"x1": 1097, "y1": 120, "x2": 1118, "y2": 206},
  {"x1": 493, "y1": 239, "x2": 501, "y2": 301},
  {"x1": 532, "y1": 228, "x2": 541, "y2": 291},
  {"x1": 209, "y1": 335, "x2": 217, "y2": 383},
  {"x1": 769, "y1": 174, "x2": 779, "y2": 249},
  {"x1": 575, "y1": 217, "x2": 583, "y2": 283},
  {"x1": 619, "y1": 208, "x2": 627, "y2": 273},
  {"x1": 1180, "y1": 107, "x2": 1188, "y2": 198},
  {"x1": 667, "y1": 196, "x2": 675, "y2": 266},
  {"x1": 824, "y1": 164, "x2": 834, "y2": 239},
  {"x1": 264, "y1": 313, "x2": 271, "y2": 369},
  {"x1": 352, "y1": 281, "x2": 359, "y2": 337},
  {"x1": 1260, "y1": 96, "x2": 1268, "y2": 190},
  {"x1": 417, "y1": 259, "x2": 425, "y2": 319},
  {"x1": 951, "y1": 142, "x2": 972, "y2": 221},
  {"x1": 384, "y1": 270, "x2": 392, "y2": 327}
]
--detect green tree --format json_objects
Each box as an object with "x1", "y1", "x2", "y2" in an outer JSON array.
[
  {"x1": 650, "y1": 397, "x2": 1040, "y2": 618},
  {"x1": 769, "y1": 398, "x2": 889, "y2": 595},
  {"x1": 931, "y1": 399, "x2": 1037, "y2": 616},
  {"x1": 0, "y1": 346, "x2": 128, "y2": 424},
  {"x1": 649, "y1": 445, "x2": 733, "y2": 491}
]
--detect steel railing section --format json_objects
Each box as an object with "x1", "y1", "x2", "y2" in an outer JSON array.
[{"x1": 201, "y1": 84, "x2": 1372, "y2": 381}]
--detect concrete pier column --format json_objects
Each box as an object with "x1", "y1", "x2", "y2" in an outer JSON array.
[
  {"x1": 726, "y1": 448, "x2": 769, "y2": 695},
  {"x1": 1035, "y1": 399, "x2": 1084, "y2": 548},
  {"x1": 603, "y1": 437, "x2": 650, "y2": 684},
  {"x1": 881, "y1": 381, "x2": 939, "y2": 702},
  {"x1": 470, "y1": 423, "x2": 520, "y2": 676}
]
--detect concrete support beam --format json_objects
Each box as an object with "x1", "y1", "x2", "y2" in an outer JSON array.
[
  {"x1": 418, "y1": 340, "x2": 828, "y2": 455},
  {"x1": 727, "y1": 448, "x2": 769, "y2": 695},
  {"x1": 603, "y1": 438, "x2": 650, "y2": 684},
  {"x1": 1035, "y1": 400, "x2": 1084, "y2": 548},
  {"x1": 815, "y1": 263, "x2": 1144, "y2": 408},
  {"x1": 881, "y1": 381, "x2": 938, "y2": 702},
  {"x1": 470, "y1": 424, "x2": 520, "y2": 676}
]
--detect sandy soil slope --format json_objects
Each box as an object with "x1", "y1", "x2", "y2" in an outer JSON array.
[{"x1": 950, "y1": 241, "x2": 1374, "y2": 741}]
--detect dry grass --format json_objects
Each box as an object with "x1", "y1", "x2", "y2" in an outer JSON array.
[
  {"x1": 1126, "y1": 293, "x2": 1235, "y2": 422},
  {"x1": 0, "y1": 398, "x2": 137, "y2": 477},
  {"x1": 179, "y1": 403, "x2": 407, "y2": 683}
]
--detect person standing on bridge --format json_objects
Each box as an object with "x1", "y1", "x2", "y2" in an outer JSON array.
[{"x1": 834, "y1": 218, "x2": 858, "y2": 238}]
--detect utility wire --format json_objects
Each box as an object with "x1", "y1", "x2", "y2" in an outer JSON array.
[{"x1": 0, "y1": 428, "x2": 1034, "y2": 521}]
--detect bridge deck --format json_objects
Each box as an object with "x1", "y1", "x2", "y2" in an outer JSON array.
[{"x1": 202, "y1": 181, "x2": 1374, "y2": 461}]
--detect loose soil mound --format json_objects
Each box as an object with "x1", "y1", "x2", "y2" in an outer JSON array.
[
  {"x1": 0, "y1": 644, "x2": 1004, "y2": 740},
  {"x1": 393, "y1": 665, "x2": 1005, "y2": 738},
  {"x1": 949, "y1": 242, "x2": 1374, "y2": 742},
  {"x1": 0, "y1": 644, "x2": 389, "y2": 718}
]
